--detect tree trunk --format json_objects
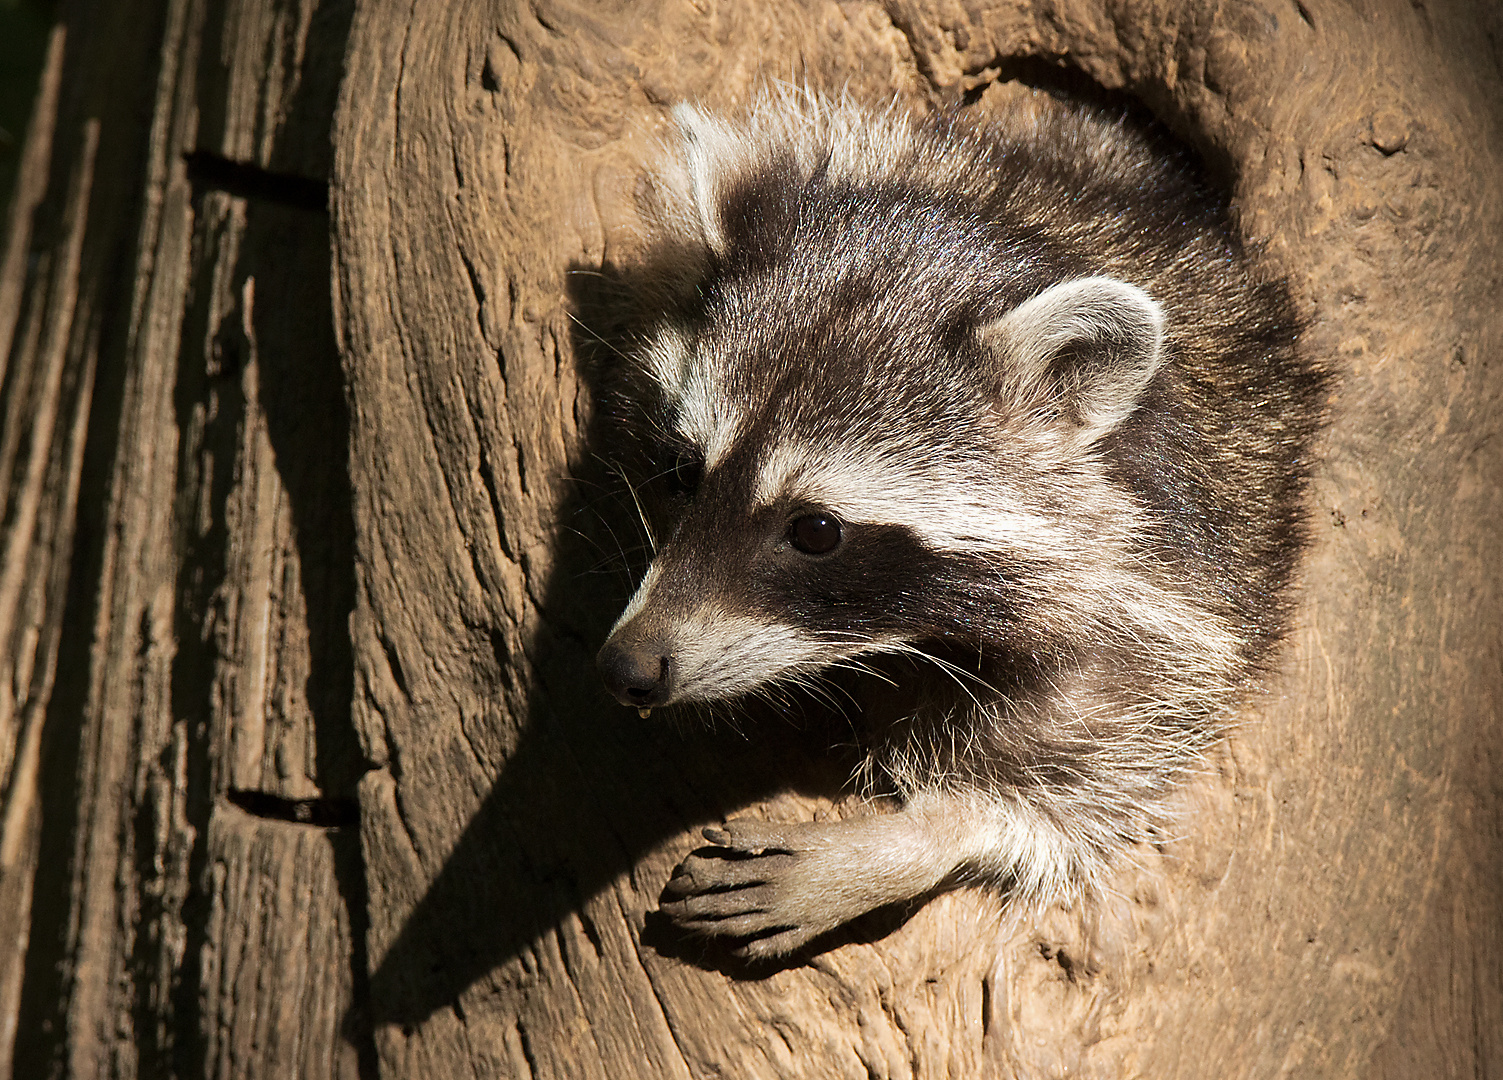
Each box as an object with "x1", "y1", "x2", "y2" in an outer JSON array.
[{"x1": 2, "y1": 0, "x2": 1500, "y2": 1078}]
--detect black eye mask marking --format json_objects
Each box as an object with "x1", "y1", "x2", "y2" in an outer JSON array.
[{"x1": 670, "y1": 449, "x2": 703, "y2": 495}]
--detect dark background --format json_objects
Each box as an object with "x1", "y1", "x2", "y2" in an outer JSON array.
[{"x1": 0, "y1": 0, "x2": 53, "y2": 215}]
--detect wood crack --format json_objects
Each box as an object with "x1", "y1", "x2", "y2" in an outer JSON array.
[
  {"x1": 182, "y1": 151, "x2": 328, "y2": 213},
  {"x1": 225, "y1": 788, "x2": 359, "y2": 829}
]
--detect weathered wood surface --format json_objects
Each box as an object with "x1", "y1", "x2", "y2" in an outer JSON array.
[
  {"x1": 0, "y1": 0, "x2": 1498, "y2": 1076},
  {"x1": 0, "y1": 0, "x2": 369, "y2": 1077},
  {"x1": 0, "y1": 24, "x2": 81, "y2": 1077},
  {"x1": 330, "y1": 0, "x2": 1501, "y2": 1078}
]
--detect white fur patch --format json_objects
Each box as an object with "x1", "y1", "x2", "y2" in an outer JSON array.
[
  {"x1": 658, "y1": 89, "x2": 951, "y2": 258},
  {"x1": 753, "y1": 438, "x2": 1077, "y2": 556},
  {"x1": 674, "y1": 368, "x2": 742, "y2": 470},
  {"x1": 668, "y1": 606, "x2": 835, "y2": 701},
  {"x1": 639, "y1": 325, "x2": 694, "y2": 390},
  {"x1": 640, "y1": 327, "x2": 744, "y2": 469},
  {"x1": 872, "y1": 789, "x2": 1098, "y2": 905},
  {"x1": 608, "y1": 561, "x2": 662, "y2": 637}
]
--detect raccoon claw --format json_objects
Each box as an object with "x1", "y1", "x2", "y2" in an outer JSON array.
[
  {"x1": 700, "y1": 821, "x2": 799, "y2": 853},
  {"x1": 662, "y1": 845, "x2": 795, "y2": 898},
  {"x1": 660, "y1": 819, "x2": 841, "y2": 957},
  {"x1": 733, "y1": 926, "x2": 820, "y2": 959}
]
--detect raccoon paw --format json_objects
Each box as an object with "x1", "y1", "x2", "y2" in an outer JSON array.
[{"x1": 659, "y1": 819, "x2": 883, "y2": 959}]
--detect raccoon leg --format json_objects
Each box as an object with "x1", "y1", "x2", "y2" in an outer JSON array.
[{"x1": 659, "y1": 791, "x2": 992, "y2": 958}]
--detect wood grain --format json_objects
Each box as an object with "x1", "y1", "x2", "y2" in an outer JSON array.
[
  {"x1": 0, "y1": 0, "x2": 369, "y2": 1077},
  {"x1": 330, "y1": 0, "x2": 1501, "y2": 1076},
  {"x1": 0, "y1": 0, "x2": 1496, "y2": 1076}
]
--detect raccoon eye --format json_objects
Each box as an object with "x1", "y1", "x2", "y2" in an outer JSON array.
[
  {"x1": 789, "y1": 513, "x2": 842, "y2": 555},
  {"x1": 668, "y1": 450, "x2": 702, "y2": 494}
]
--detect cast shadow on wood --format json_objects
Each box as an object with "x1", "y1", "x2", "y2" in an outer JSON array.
[{"x1": 362, "y1": 257, "x2": 885, "y2": 1027}]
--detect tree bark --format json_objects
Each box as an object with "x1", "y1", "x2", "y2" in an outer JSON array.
[
  {"x1": 1, "y1": 0, "x2": 1500, "y2": 1077},
  {"x1": 0, "y1": 0, "x2": 370, "y2": 1077},
  {"x1": 331, "y1": 1, "x2": 1503, "y2": 1076}
]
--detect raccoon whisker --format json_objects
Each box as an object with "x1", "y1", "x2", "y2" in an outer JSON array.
[
  {"x1": 569, "y1": 507, "x2": 645, "y2": 590},
  {"x1": 769, "y1": 675, "x2": 853, "y2": 727},
  {"x1": 559, "y1": 470, "x2": 619, "y2": 499},
  {"x1": 874, "y1": 641, "x2": 1003, "y2": 711},
  {"x1": 608, "y1": 463, "x2": 657, "y2": 556},
  {"x1": 556, "y1": 522, "x2": 616, "y2": 560},
  {"x1": 825, "y1": 657, "x2": 900, "y2": 688},
  {"x1": 750, "y1": 679, "x2": 827, "y2": 724},
  {"x1": 565, "y1": 309, "x2": 636, "y2": 365},
  {"x1": 686, "y1": 696, "x2": 746, "y2": 738},
  {"x1": 814, "y1": 674, "x2": 864, "y2": 713},
  {"x1": 558, "y1": 518, "x2": 655, "y2": 570},
  {"x1": 786, "y1": 671, "x2": 860, "y2": 719},
  {"x1": 566, "y1": 482, "x2": 662, "y2": 535},
  {"x1": 574, "y1": 551, "x2": 647, "y2": 579}
]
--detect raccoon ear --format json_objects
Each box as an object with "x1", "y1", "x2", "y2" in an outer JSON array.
[{"x1": 983, "y1": 276, "x2": 1166, "y2": 444}]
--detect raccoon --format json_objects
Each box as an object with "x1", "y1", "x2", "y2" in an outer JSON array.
[{"x1": 593, "y1": 89, "x2": 1329, "y2": 959}]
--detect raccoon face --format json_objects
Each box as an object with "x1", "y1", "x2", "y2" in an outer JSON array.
[
  {"x1": 596, "y1": 413, "x2": 1064, "y2": 710},
  {"x1": 597, "y1": 274, "x2": 1168, "y2": 712}
]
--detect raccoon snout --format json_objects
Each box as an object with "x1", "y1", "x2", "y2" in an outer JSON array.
[{"x1": 597, "y1": 639, "x2": 675, "y2": 709}]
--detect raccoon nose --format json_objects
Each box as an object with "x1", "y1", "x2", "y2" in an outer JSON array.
[{"x1": 597, "y1": 640, "x2": 674, "y2": 708}]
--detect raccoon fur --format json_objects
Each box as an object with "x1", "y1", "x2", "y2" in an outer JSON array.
[{"x1": 593, "y1": 89, "x2": 1329, "y2": 959}]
